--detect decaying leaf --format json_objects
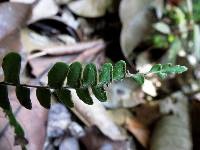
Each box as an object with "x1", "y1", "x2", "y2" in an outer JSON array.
[
  {"x1": 107, "y1": 109, "x2": 150, "y2": 148},
  {"x1": 119, "y1": 0, "x2": 155, "y2": 61},
  {"x1": 29, "y1": 0, "x2": 59, "y2": 23},
  {"x1": 150, "y1": 92, "x2": 192, "y2": 150},
  {"x1": 0, "y1": 2, "x2": 31, "y2": 41},
  {"x1": 71, "y1": 89, "x2": 127, "y2": 141},
  {"x1": 68, "y1": 0, "x2": 113, "y2": 18}
]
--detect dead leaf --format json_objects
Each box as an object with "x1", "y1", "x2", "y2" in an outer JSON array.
[
  {"x1": 119, "y1": 0, "x2": 154, "y2": 61},
  {"x1": 55, "y1": 0, "x2": 71, "y2": 5},
  {"x1": 151, "y1": 92, "x2": 192, "y2": 150},
  {"x1": 107, "y1": 109, "x2": 150, "y2": 148},
  {"x1": 0, "y1": 88, "x2": 48, "y2": 150},
  {"x1": 68, "y1": 0, "x2": 113, "y2": 18},
  {"x1": 0, "y1": 2, "x2": 31, "y2": 72},
  {"x1": 10, "y1": 0, "x2": 36, "y2": 4},
  {"x1": 80, "y1": 127, "x2": 135, "y2": 150},
  {"x1": 131, "y1": 102, "x2": 160, "y2": 126},
  {"x1": 29, "y1": 0, "x2": 58, "y2": 23},
  {"x1": 126, "y1": 117, "x2": 150, "y2": 148},
  {"x1": 28, "y1": 39, "x2": 104, "y2": 60},
  {"x1": 71, "y1": 90, "x2": 127, "y2": 141},
  {"x1": 28, "y1": 41, "x2": 105, "y2": 77},
  {"x1": 0, "y1": 2, "x2": 31, "y2": 41}
]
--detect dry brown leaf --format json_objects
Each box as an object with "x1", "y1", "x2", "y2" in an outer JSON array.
[
  {"x1": 132, "y1": 102, "x2": 161, "y2": 127},
  {"x1": 126, "y1": 117, "x2": 150, "y2": 148}
]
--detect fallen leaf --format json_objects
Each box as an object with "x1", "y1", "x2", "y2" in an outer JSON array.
[
  {"x1": 28, "y1": 39, "x2": 104, "y2": 60},
  {"x1": 126, "y1": 117, "x2": 150, "y2": 148},
  {"x1": 68, "y1": 0, "x2": 113, "y2": 18},
  {"x1": 29, "y1": 0, "x2": 58, "y2": 23},
  {"x1": 107, "y1": 109, "x2": 150, "y2": 148},
  {"x1": 119, "y1": 0, "x2": 155, "y2": 61},
  {"x1": 10, "y1": 0, "x2": 36, "y2": 4},
  {"x1": 80, "y1": 127, "x2": 135, "y2": 150},
  {"x1": 71, "y1": 90, "x2": 127, "y2": 141},
  {"x1": 151, "y1": 92, "x2": 192, "y2": 150},
  {"x1": 0, "y1": 2, "x2": 31, "y2": 41}
]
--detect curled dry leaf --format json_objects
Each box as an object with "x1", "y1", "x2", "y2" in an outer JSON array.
[
  {"x1": 68, "y1": 0, "x2": 113, "y2": 18},
  {"x1": 119, "y1": 0, "x2": 154, "y2": 61}
]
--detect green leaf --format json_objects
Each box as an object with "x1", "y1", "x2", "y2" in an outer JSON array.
[
  {"x1": 82, "y1": 63, "x2": 97, "y2": 87},
  {"x1": 149, "y1": 63, "x2": 188, "y2": 79},
  {"x1": 2, "y1": 52, "x2": 21, "y2": 84},
  {"x1": 132, "y1": 73, "x2": 145, "y2": 85},
  {"x1": 67, "y1": 62, "x2": 82, "y2": 88},
  {"x1": 157, "y1": 72, "x2": 167, "y2": 79},
  {"x1": 113, "y1": 60, "x2": 126, "y2": 81},
  {"x1": 0, "y1": 84, "x2": 10, "y2": 110},
  {"x1": 56, "y1": 89, "x2": 74, "y2": 108},
  {"x1": 99, "y1": 63, "x2": 113, "y2": 85},
  {"x1": 36, "y1": 87, "x2": 51, "y2": 109},
  {"x1": 4, "y1": 108, "x2": 27, "y2": 146},
  {"x1": 149, "y1": 64, "x2": 162, "y2": 72},
  {"x1": 48, "y1": 62, "x2": 69, "y2": 89},
  {"x1": 16, "y1": 86, "x2": 32, "y2": 109},
  {"x1": 162, "y1": 64, "x2": 188, "y2": 74},
  {"x1": 92, "y1": 86, "x2": 107, "y2": 102},
  {"x1": 76, "y1": 88, "x2": 93, "y2": 105}
]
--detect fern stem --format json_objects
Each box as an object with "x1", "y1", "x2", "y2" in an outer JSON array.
[
  {"x1": 0, "y1": 82, "x2": 71, "y2": 90},
  {"x1": 0, "y1": 82, "x2": 48, "y2": 89}
]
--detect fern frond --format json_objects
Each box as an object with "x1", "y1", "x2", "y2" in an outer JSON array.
[
  {"x1": 0, "y1": 52, "x2": 188, "y2": 109},
  {"x1": 0, "y1": 52, "x2": 188, "y2": 148}
]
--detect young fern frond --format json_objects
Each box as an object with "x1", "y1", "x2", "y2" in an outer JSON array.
[{"x1": 0, "y1": 52, "x2": 188, "y2": 148}]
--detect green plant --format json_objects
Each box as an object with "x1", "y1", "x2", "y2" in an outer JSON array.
[{"x1": 0, "y1": 52, "x2": 188, "y2": 149}]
